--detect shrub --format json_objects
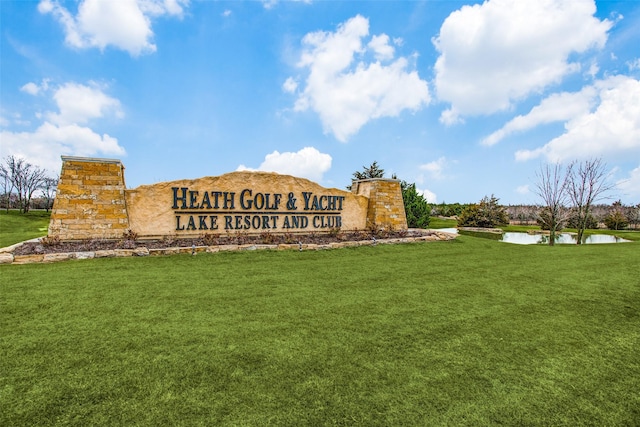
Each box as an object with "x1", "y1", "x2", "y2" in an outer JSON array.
[
  {"x1": 401, "y1": 181, "x2": 430, "y2": 228},
  {"x1": 259, "y1": 231, "x2": 275, "y2": 244},
  {"x1": 457, "y1": 195, "x2": 508, "y2": 228},
  {"x1": 604, "y1": 210, "x2": 629, "y2": 230},
  {"x1": 39, "y1": 235, "x2": 60, "y2": 246},
  {"x1": 201, "y1": 233, "x2": 218, "y2": 246},
  {"x1": 567, "y1": 213, "x2": 598, "y2": 230}
]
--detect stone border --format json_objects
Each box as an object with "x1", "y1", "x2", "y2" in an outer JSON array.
[{"x1": 0, "y1": 231, "x2": 456, "y2": 266}]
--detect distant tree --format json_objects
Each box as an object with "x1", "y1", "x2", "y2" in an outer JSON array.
[
  {"x1": 347, "y1": 161, "x2": 386, "y2": 191},
  {"x1": 352, "y1": 160, "x2": 385, "y2": 181},
  {"x1": 20, "y1": 164, "x2": 48, "y2": 213},
  {"x1": 40, "y1": 177, "x2": 59, "y2": 212},
  {"x1": 0, "y1": 160, "x2": 14, "y2": 211},
  {"x1": 566, "y1": 158, "x2": 614, "y2": 244},
  {"x1": 628, "y1": 204, "x2": 640, "y2": 230},
  {"x1": 567, "y1": 212, "x2": 598, "y2": 230},
  {"x1": 603, "y1": 201, "x2": 629, "y2": 230},
  {"x1": 1, "y1": 155, "x2": 49, "y2": 213},
  {"x1": 457, "y1": 203, "x2": 481, "y2": 227},
  {"x1": 433, "y1": 202, "x2": 466, "y2": 217},
  {"x1": 536, "y1": 207, "x2": 564, "y2": 232},
  {"x1": 533, "y1": 163, "x2": 571, "y2": 246},
  {"x1": 400, "y1": 181, "x2": 430, "y2": 228},
  {"x1": 457, "y1": 195, "x2": 508, "y2": 228}
]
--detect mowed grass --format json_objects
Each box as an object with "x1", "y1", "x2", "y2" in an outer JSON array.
[
  {"x1": 0, "y1": 210, "x2": 50, "y2": 247},
  {"x1": 1, "y1": 236, "x2": 639, "y2": 425}
]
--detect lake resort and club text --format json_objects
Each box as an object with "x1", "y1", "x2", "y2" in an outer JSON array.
[{"x1": 172, "y1": 187, "x2": 345, "y2": 231}]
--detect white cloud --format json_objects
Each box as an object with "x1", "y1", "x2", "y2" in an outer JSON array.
[
  {"x1": 419, "y1": 157, "x2": 447, "y2": 180},
  {"x1": 0, "y1": 81, "x2": 126, "y2": 173},
  {"x1": 616, "y1": 165, "x2": 640, "y2": 201},
  {"x1": 261, "y1": 0, "x2": 311, "y2": 9},
  {"x1": 433, "y1": 0, "x2": 612, "y2": 121},
  {"x1": 1, "y1": 123, "x2": 125, "y2": 174},
  {"x1": 585, "y1": 61, "x2": 599, "y2": 79},
  {"x1": 367, "y1": 34, "x2": 394, "y2": 61},
  {"x1": 515, "y1": 75, "x2": 640, "y2": 162},
  {"x1": 628, "y1": 58, "x2": 640, "y2": 71},
  {"x1": 282, "y1": 77, "x2": 298, "y2": 94},
  {"x1": 482, "y1": 86, "x2": 597, "y2": 146},
  {"x1": 21, "y1": 82, "x2": 41, "y2": 96},
  {"x1": 237, "y1": 147, "x2": 331, "y2": 182},
  {"x1": 222, "y1": 10, "x2": 232, "y2": 18},
  {"x1": 38, "y1": 0, "x2": 188, "y2": 56},
  {"x1": 20, "y1": 79, "x2": 50, "y2": 96},
  {"x1": 516, "y1": 185, "x2": 530, "y2": 195},
  {"x1": 417, "y1": 187, "x2": 437, "y2": 204},
  {"x1": 439, "y1": 107, "x2": 463, "y2": 126},
  {"x1": 289, "y1": 15, "x2": 430, "y2": 142},
  {"x1": 47, "y1": 82, "x2": 123, "y2": 125}
]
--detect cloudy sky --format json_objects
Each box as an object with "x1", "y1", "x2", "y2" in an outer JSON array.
[{"x1": 2, "y1": 0, "x2": 639, "y2": 204}]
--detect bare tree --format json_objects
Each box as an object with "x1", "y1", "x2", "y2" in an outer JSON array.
[
  {"x1": 0, "y1": 162, "x2": 14, "y2": 212},
  {"x1": 533, "y1": 163, "x2": 571, "y2": 246},
  {"x1": 1, "y1": 156, "x2": 25, "y2": 212},
  {"x1": 1, "y1": 155, "x2": 48, "y2": 213},
  {"x1": 40, "y1": 177, "x2": 59, "y2": 212},
  {"x1": 566, "y1": 158, "x2": 614, "y2": 244}
]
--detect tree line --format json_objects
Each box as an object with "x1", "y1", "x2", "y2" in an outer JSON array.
[
  {"x1": 1, "y1": 155, "x2": 58, "y2": 213},
  {"x1": 352, "y1": 159, "x2": 638, "y2": 246}
]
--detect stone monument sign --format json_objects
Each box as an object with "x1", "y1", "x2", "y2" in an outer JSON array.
[{"x1": 48, "y1": 156, "x2": 407, "y2": 241}]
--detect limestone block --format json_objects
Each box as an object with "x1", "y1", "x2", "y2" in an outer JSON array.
[
  {"x1": 12, "y1": 254, "x2": 44, "y2": 264},
  {"x1": 43, "y1": 253, "x2": 73, "y2": 263},
  {"x1": 133, "y1": 247, "x2": 150, "y2": 256},
  {"x1": 114, "y1": 249, "x2": 134, "y2": 257},
  {"x1": 0, "y1": 253, "x2": 14, "y2": 264},
  {"x1": 95, "y1": 250, "x2": 116, "y2": 258},
  {"x1": 75, "y1": 252, "x2": 96, "y2": 260},
  {"x1": 277, "y1": 244, "x2": 298, "y2": 251}
]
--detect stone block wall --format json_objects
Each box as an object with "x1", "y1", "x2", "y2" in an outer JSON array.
[
  {"x1": 48, "y1": 157, "x2": 129, "y2": 240},
  {"x1": 351, "y1": 178, "x2": 407, "y2": 231},
  {"x1": 47, "y1": 158, "x2": 408, "y2": 241}
]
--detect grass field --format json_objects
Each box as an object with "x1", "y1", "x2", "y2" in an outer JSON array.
[
  {"x1": 0, "y1": 210, "x2": 51, "y2": 248},
  {"x1": 2, "y1": 231, "x2": 639, "y2": 425}
]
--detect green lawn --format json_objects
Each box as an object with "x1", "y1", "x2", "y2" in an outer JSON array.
[
  {"x1": 1, "y1": 236, "x2": 638, "y2": 425},
  {"x1": 427, "y1": 216, "x2": 457, "y2": 229},
  {"x1": 0, "y1": 210, "x2": 51, "y2": 247}
]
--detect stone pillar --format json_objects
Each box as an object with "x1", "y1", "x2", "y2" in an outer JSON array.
[
  {"x1": 351, "y1": 178, "x2": 407, "y2": 231},
  {"x1": 48, "y1": 156, "x2": 129, "y2": 240}
]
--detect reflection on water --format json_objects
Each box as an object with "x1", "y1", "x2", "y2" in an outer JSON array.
[
  {"x1": 435, "y1": 228, "x2": 631, "y2": 245},
  {"x1": 501, "y1": 232, "x2": 630, "y2": 245}
]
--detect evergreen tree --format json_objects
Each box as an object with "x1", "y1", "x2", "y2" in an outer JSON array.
[{"x1": 401, "y1": 181, "x2": 430, "y2": 228}]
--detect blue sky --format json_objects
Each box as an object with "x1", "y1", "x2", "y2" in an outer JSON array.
[{"x1": 2, "y1": 0, "x2": 639, "y2": 205}]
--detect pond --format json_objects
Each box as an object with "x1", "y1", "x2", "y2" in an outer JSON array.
[
  {"x1": 500, "y1": 232, "x2": 631, "y2": 245},
  {"x1": 437, "y1": 228, "x2": 631, "y2": 245}
]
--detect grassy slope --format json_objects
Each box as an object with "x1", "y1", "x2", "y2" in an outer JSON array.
[
  {"x1": 1, "y1": 237, "x2": 639, "y2": 425},
  {"x1": 0, "y1": 210, "x2": 51, "y2": 247}
]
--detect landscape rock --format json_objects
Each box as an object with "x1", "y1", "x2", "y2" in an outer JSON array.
[
  {"x1": 43, "y1": 253, "x2": 73, "y2": 263},
  {"x1": 0, "y1": 253, "x2": 14, "y2": 264}
]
